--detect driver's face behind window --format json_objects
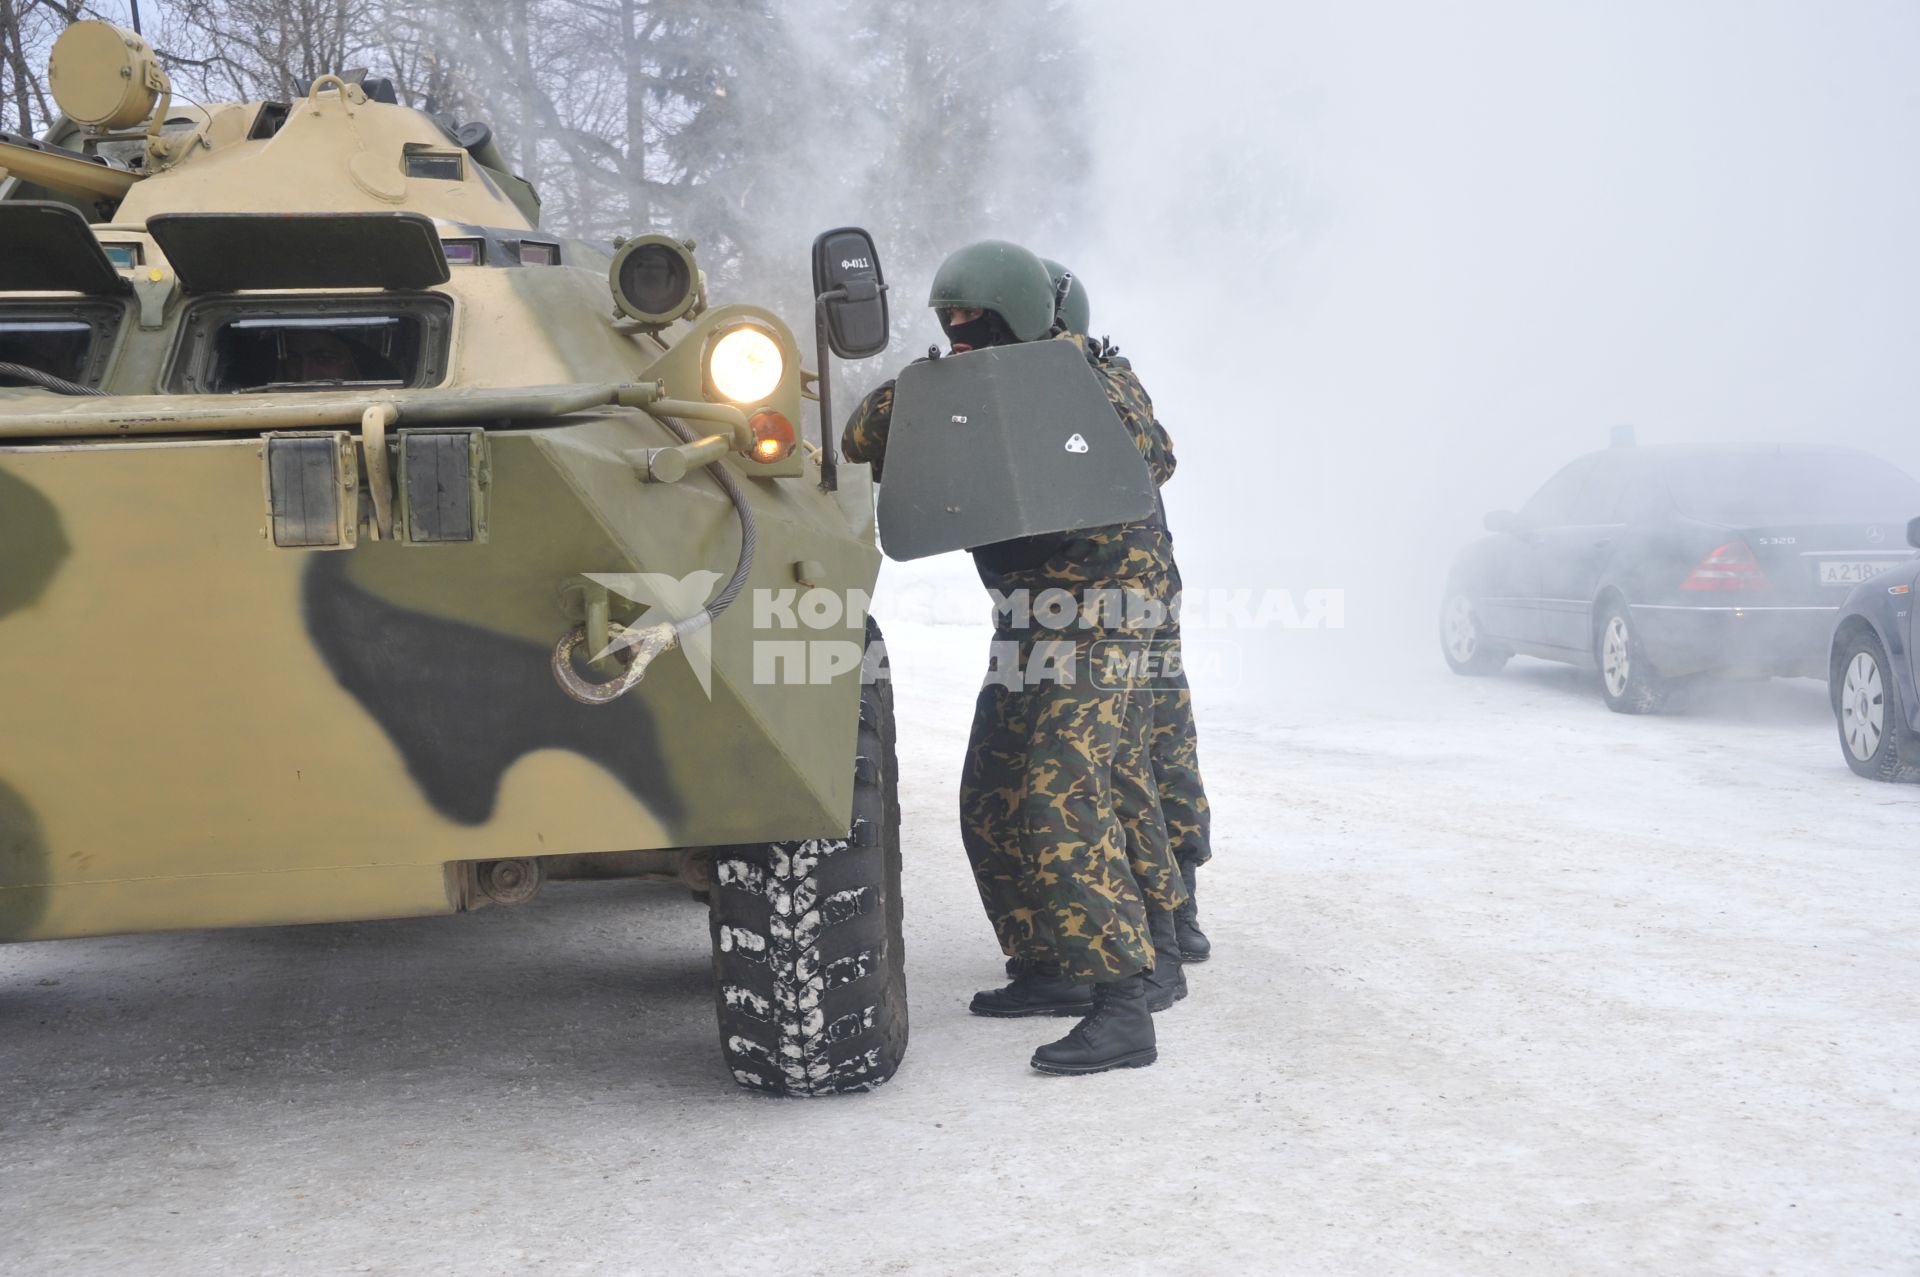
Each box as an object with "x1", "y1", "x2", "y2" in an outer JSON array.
[{"x1": 280, "y1": 331, "x2": 360, "y2": 383}]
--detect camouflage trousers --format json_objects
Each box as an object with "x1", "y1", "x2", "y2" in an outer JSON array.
[
  {"x1": 1146, "y1": 622, "x2": 1212, "y2": 868},
  {"x1": 959, "y1": 629, "x2": 1188, "y2": 982}
]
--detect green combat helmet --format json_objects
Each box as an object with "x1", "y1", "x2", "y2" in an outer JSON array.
[
  {"x1": 927, "y1": 239, "x2": 1056, "y2": 343},
  {"x1": 1040, "y1": 257, "x2": 1091, "y2": 336}
]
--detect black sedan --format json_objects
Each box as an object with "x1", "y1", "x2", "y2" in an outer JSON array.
[
  {"x1": 1440, "y1": 444, "x2": 1920, "y2": 713},
  {"x1": 1829, "y1": 516, "x2": 1920, "y2": 781}
]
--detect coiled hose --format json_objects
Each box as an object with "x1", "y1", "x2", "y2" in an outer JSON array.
[
  {"x1": 0, "y1": 362, "x2": 107, "y2": 396},
  {"x1": 552, "y1": 414, "x2": 758, "y2": 704}
]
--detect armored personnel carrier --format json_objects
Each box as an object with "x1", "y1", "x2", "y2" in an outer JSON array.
[{"x1": 0, "y1": 21, "x2": 903, "y2": 1096}]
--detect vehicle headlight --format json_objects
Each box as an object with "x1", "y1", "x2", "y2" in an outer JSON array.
[{"x1": 707, "y1": 327, "x2": 783, "y2": 404}]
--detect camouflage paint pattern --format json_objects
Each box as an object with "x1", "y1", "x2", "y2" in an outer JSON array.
[{"x1": 0, "y1": 68, "x2": 882, "y2": 942}]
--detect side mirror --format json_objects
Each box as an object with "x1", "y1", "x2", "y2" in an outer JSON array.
[
  {"x1": 811, "y1": 227, "x2": 889, "y2": 359},
  {"x1": 1484, "y1": 510, "x2": 1520, "y2": 535},
  {"x1": 808, "y1": 227, "x2": 890, "y2": 494},
  {"x1": 1908, "y1": 515, "x2": 1920, "y2": 550}
]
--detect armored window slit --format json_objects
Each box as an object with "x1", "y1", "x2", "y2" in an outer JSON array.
[{"x1": 403, "y1": 146, "x2": 465, "y2": 181}]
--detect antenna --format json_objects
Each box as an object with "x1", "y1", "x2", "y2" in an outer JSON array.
[{"x1": 128, "y1": 0, "x2": 142, "y2": 34}]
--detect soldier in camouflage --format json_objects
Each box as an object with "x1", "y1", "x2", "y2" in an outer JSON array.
[
  {"x1": 1039, "y1": 259, "x2": 1214, "y2": 966},
  {"x1": 842, "y1": 240, "x2": 1184, "y2": 1075},
  {"x1": 1149, "y1": 565, "x2": 1213, "y2": 960},
  {"x1": 984, "y1": 260, "x2": 1213, "y2": 993}
]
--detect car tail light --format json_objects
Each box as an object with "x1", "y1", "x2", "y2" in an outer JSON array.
[
  {"x1": 1681, "y1": 541, "x2": 1771, "y2": 591},
  {"x1": 748, "y1": 410, "x2": 795, "y2": 463}
]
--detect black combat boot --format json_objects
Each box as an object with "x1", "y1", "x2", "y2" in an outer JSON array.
[
  {"x1": 1174, "y1": 855, "x2": 1211, "y2": 962},
  {"x1": 1030, "y1": 973, "x2": 1157, "y2": 1075},
  {"x1": 1142, "y1": 906, "x2": 1187, "y2": 1012},
  {"x1": 971, "y1": 959, "x2": 1095, "y2": 1018}
]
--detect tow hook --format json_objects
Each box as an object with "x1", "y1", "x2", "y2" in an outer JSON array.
[{"x1": 551, "y1": 620, "x2": 678, "y2": 705}]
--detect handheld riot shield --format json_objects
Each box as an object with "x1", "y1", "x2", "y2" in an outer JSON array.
[{"x1": 876, "y1": 339, "x2": 1155, "y2": 561}]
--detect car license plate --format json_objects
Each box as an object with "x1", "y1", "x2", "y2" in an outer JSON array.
[{"x1": 1820, "y1": 559, "x2": 1903, "y2": 586}]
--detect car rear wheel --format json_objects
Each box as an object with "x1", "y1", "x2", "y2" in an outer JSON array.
[
  {"x1": 707, "y1": 617, "x2": 907, "y2": 1095},
  {"x1": 1596, "y1": 600, "x2": 1668, "y2": 714},
  {"x1": 1439, "y1": 592, "x2": 1509, "y2": 675},
  {"x1": 1835, "y1": 630, "x2": 1919, "y2": 782}
]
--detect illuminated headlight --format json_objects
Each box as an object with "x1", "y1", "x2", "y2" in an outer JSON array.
[{"x1": 707, "y1": 327, "x2": 783, "y2": 404}]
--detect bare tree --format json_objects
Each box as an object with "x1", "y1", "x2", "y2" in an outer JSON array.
[
  {"x1": 2, "y1": 0, "x2": 1095, "y2": 338},
  {"x1": 1, "y1": 0, "x2": 109, "y2": 134},
  {"x1": 155, "y1": 0, "x2": 391, "y2": 101}
]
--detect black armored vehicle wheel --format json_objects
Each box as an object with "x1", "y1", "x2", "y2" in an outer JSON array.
[{"x1": 707, "y1": 619, "x2": 907, "y2": 1095}]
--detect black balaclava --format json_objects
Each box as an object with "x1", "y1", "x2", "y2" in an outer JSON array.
[{"x1": 940, "y1": 308, "x2": 1019, "y2": 353}]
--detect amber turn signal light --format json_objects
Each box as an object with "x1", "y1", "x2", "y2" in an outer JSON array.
[{"x1": 748, "y1": 410, "x2": 795, "y2": 463}]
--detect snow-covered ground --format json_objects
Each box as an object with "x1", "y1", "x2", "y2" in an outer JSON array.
[{"x1": 3, "y1": 619, "x2": 1918, "y2": 1275}]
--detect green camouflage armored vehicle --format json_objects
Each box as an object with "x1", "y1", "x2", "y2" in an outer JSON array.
[{"x1": 0, "y1": 21, "x2": 905, "y2": 1096}]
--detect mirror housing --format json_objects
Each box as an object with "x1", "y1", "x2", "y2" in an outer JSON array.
[
  {"x1": 811, "y1": 227, "x2": 889, "y2": 359},
  {"x1": 1484, "y1": 510, "x2": 1521, "y2": 535},
  {"x1": 808, "y1": 227, "x2": 889, "y2": 494},
  {"x1": 1908, "y1": 515, "x2": 1920, "y2": 550}
]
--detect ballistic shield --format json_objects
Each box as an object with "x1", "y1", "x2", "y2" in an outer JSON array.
[{"x1": 876, "y1": 338, "x2": 1155, "y2": 561}]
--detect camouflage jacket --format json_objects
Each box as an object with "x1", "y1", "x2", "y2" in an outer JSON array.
[
  {"x1": 841, "y1": 378, "x2": 899, "y2": 483},
  {"x1": 842, "y1": 333, "x2": 1177, "y2": 616}
]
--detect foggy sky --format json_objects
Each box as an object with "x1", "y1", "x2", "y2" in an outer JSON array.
[{"x1": 1010, "y1": 1, "x2": 1920, "y2": 676}]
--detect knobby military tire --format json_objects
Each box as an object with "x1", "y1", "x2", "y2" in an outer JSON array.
[{"x1": 708, "y1": 618, "x2": 907, "y2": 1096}]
